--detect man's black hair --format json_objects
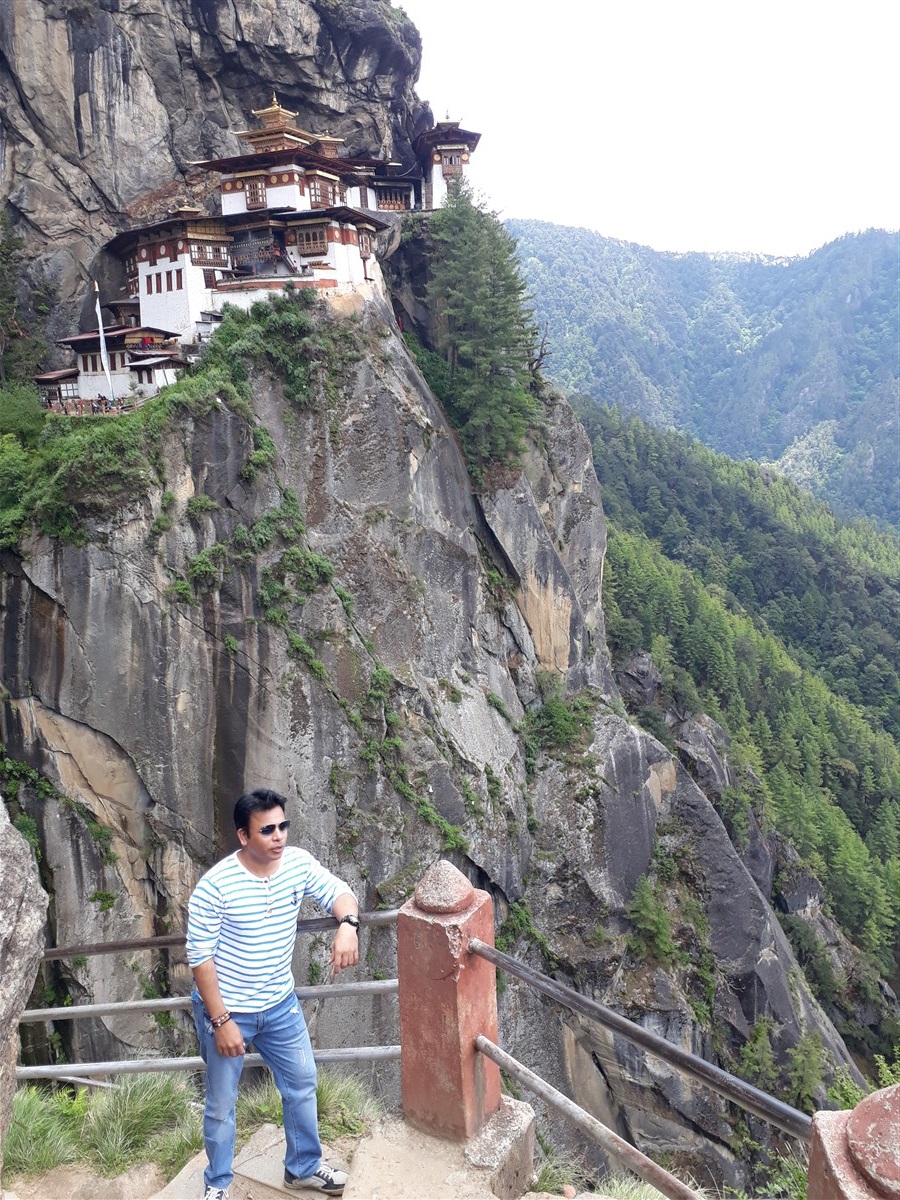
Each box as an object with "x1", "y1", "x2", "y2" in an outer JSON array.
[{"x1": 234, "y1": 788, "x2": 287, "y2": 833}]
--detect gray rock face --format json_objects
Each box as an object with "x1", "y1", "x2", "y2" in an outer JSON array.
[
  {"x1": 0, "y1": 800, "x2": 47, "y2": 1152},
  {"x1": 616, "y1": 651, "x2": 662, "y2": 711},
  {"x1": 0, "y1": 0, "x2": 429, "y2": 333},
  {"x1": 0, "y1": 296, "x2": 862, "y2": 1185}
]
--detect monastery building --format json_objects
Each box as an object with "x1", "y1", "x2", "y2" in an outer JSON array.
[{"x1": 35, "y1": 99, "x2": 479, "y2": 409}]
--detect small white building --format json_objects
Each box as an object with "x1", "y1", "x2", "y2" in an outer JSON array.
[
  {"x1": 413, "y1": 121, "x2": 481, "y2": 210},
  {"x1": 35, "y1": 326, "x2": 186, "y2": 410}
]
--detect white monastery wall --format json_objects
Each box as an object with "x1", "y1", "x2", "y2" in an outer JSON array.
[
  {"x1": 430, "y1": 162, "x2": 448, "y2": 209},
  {"x1": 221, "y1": 190, "x2": 248, "y2": 216},
  {"x1": 77, "y1": 366, "x2": 132, "y2": 402},
  {"x1": 266, "y1": 181, "x2": 309, "y2": 210}
]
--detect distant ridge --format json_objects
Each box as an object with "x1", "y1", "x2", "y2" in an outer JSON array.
[{"x1": 508, "y1": 220, "x2": 899, "y2": 527}]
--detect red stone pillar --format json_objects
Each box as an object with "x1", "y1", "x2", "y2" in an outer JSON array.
[
  {"x1": 807, "y1": 1083, "x2": 900, "y2": 1199},
  {"x1": 397, "y1": 859, "x2": 502, "y2": 1140}
]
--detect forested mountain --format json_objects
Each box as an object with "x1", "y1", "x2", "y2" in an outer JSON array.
[
  {"x1": 581, "y1": 402, "x2": 900, "y2": 1048},
  {"x1": 509, "y1": 221, "x2": 899, "y2": 526}
]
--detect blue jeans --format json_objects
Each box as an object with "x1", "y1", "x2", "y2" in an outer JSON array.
[{"x1": 192, "y1": 990, "x2": 322, "y2": 1192}]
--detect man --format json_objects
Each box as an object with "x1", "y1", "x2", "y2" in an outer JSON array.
[{"x1": 187, "y1": 788, "x2": 360, "y2": 1200}]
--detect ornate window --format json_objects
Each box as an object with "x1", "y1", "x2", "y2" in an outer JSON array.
[
  {"x1": 441, "y1": 153, "x2": 463, "y2": 178},
  {"x1": 376, "y1": 187, "x2": 411, "y2": 211},
  {"x1": 295, "y1": 226, "x2": 328, "y2": 256},
  {"x1": 245, "y1": 177, "x2": 267, "y2": 210}
]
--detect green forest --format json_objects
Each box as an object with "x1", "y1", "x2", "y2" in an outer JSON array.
[
  {"x1": 581, "y1": 402, "x2": 900, "y2": 1049},
  {"x1": 509, "y1": 220, "x2": 899, "y2": 527}
]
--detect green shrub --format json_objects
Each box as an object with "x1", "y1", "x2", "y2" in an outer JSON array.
[
  {"x1": 787, "y1": 1032, "x2": 824, "y2": 1113},
  {"x1": 187, "y1": 543, "x2": 227, "y2": 589},
  {"x1": 486, "y1": 691, "x2": 513, "y2": 722},
  {"x1": 242, "y1": 425, "x2": 277, "y2": 480},
  {"x1": 739, "y1": 1017, "x2": 777, "y2": 1090},
  {"x1": 316, "y1": 1070, "x2": 381, "y2": 1141},
  {"x1": 286, "y1": 632, "x2": 326, "y2": 679},
  {"x1": 278, "y1": 547, "x2": 334, "y2": 595},
  {"x1": 12, "y1": 812, "x2": 40, "y2": 857},
  {"x1": 533, "y1": 1146, "x2": 588, "y2": 1195},
  {"x1": 335, "y1": 585, "x2": 355, "y2": 619},
  {"x1": 0, "y1": 383, "x2": 46, "y2": 447},
  {"x1": 186, "y1": 494, "x2": 219, "y2": 520},
  {"x1": 80, "y1": 1074, "x2": 197, "y2": 1177},
  {"x1": 164, "y1": 577, "x2": 195, "y2": 604},
  {"x1": 2, "y1": 1086, "x2": 81, "y2": 1179},
  {"x1": 627, "y1": 875, "x2": 677, "y2": 963}
]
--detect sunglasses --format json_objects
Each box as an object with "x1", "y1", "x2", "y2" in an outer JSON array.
[{"x1": 257, "y1": 820, "x2": 291, "y2": 836}]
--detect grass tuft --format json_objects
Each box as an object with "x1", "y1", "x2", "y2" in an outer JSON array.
[
  {"x1": 236, "y1": 1076, "x2": 283, "y2": 1130},
  {"x1": 3, "y1": 1065, "x2": 379, "y2": 1186},
  {"x1": 316, "y1": 1069, "x2": 381, "y2": 1141},
  {"x1": 2, "y1": 1086, "x2": 81, "y2": 1179},
  {"x1": 533, "y1": 1146, "x2": 589, "y2": 1195},
  {"x1": 79, "y1": 1074, "x2": 197, "y2": 1176}
]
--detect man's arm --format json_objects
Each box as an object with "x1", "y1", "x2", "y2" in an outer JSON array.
[
  {"x1": 331, "y1": 890, "x2": 360, "y2": 974},
  {"x1": 192, "y1": 958, "x2": 246, "y2": 1056}
]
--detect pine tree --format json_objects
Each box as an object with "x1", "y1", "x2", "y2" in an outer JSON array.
[
  {"x1": 627, "y1": 875, "x2": 677, "y2": 963},
  {"x1": 739, "y1": 1017, "x2": 777, "y2": 1089},
  {"x1": 425, "y1": 183, "x2": 538, "y2": 471},
  {"x1": 787, "y1": 1032, "x2": 824, "y2": 1113},
  {"x1": 867, "y1": 799, "x2": 900, "y2": 863}
]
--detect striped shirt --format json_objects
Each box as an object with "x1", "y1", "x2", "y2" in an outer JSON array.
[{"x1": 186, "y1": 847, "x2": 350, "y2": 1012}]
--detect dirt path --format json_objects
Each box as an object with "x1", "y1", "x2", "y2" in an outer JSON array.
[{"x1": 6, "y1": 1162, "x2": 165, "y2": 1200}]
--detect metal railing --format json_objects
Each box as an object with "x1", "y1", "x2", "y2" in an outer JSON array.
[
  {"x1": 40, "y1": 909, "x2": 400, "y2": 963},
  {"x1": 20, "y1": 902, "x2": 814, "y2": 1198},
  {"x1": 17, "y1": 1045, "x2": 401, "y2": 1082},
  {"x1": 20, "y1": 912, "x2": 401, "y2": 1083},
  {"x1": 20, "y1": 978, "x2": 399, "y2": 1025},
  {"x1": 469, "y1": 938, "x2": 812, "y2": 1143},
  {"x1": 477, "y1": 1036, "x2": 701, "y2": 1200}
]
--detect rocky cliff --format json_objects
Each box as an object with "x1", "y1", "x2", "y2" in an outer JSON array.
[
  {"x1": 0, "y1": 802, "x2": 47, "y2": 1157},
  {"x1": 0, "y1": 1, "x2": 869, "y2": 1188},
  {"x1": 0, "y1": 281, "x2": 862, "y2": 1188},
  {"x1": 0, "y1": 0, "x2": 429, "y2": 332}
]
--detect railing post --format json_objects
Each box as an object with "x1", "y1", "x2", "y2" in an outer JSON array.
[
  {"x1": 397, "y1": 859, "x2": 501, "y2": 1140},
  {"x1": 807, "y1": 1083, "x2": 900, "y2": 1199}
]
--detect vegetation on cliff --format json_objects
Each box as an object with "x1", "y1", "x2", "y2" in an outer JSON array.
[
  {"x1": 510, "y1": 221, "x2": 899, "y2": 525},
  {"x1": 401, "y1": 183, "x2": 540, "y2": 476},
  {"x1": 587, "y1": 404, "x2": 900, "y2": 1050},
  {"x1": 0, "y1": 289, "x2": 353, "y2": 547}
]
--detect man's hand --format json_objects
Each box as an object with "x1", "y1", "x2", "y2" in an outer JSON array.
[
  {"x1": 332, "y1": 923, "x2": 359, "y2": 974},
  {"x1": 214, "y1": 1018, "x2": 246, "y2": 1057}
]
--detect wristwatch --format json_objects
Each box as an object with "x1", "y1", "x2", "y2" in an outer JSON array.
[{"x1": 339, "y1": 914, "x2": 360, "y2": 930}]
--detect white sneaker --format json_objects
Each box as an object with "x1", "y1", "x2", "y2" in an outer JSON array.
[
  {"x1": 203, "y1": 1187, "x2": 229, "y2": 1200},
  {"x1": 284, "y1": 1162, "x2": 348, "y2": 1194}
]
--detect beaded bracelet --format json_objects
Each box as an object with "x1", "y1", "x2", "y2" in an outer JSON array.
[{"x1": 210, "y1": 1011, "x2": 232, "y2": 1030}]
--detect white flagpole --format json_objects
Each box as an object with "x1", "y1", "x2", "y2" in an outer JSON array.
[{"x1": 94, "y1": 280, "x2": 115, "y2": 402}]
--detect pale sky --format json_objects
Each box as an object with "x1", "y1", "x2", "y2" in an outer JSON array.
[{"x1": 396, "y1": 0, "x2": 899, "y2": 258}]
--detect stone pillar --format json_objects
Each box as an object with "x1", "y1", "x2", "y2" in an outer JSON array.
[
  {"x1": 397, "y1": 859, "x2": 501, "y2": 1140},
  {"x1": 807, "y1": 1083, "x2": 900, "y2": 1199},
  {"x1": 0, "y1": 800, "x2": 48, "y2": 1158}
]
